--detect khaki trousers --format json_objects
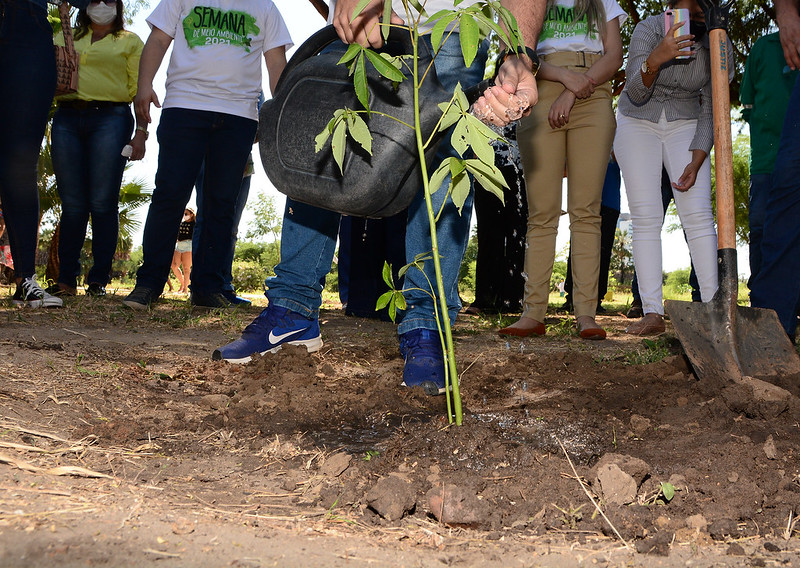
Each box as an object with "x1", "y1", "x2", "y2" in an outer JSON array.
[{"x1": 516, "y1": 52, "x2": 616, "y2": 321}]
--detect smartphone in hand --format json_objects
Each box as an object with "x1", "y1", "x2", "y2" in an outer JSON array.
[{"x1": 665, "y1": 8, "x2": 691, "y2": 59}]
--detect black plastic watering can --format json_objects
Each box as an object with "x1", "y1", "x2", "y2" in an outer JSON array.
[{"x1": 259, "y1": 25, "x2": 482, "y2": 218}]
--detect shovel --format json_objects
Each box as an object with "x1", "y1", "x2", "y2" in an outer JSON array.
[{"x1": 664, "y1": 0, "x2": 800, "y2": 400}]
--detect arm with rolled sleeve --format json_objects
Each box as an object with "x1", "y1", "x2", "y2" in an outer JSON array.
[{"x1": 624, "y1": 20, "x2": 662, "y2": 106}]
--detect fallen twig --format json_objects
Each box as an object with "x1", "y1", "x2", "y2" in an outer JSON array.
[
  {"x1": 556, "y1": 438, "x2": 631, "y2": 550},
  {"x1": 0, "y1": 453, "x2": 112, "y2": 479}
]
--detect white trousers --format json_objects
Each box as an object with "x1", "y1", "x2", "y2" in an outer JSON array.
[{"x1": 614, "y1": 111, "x2": 718, "y2": 315}]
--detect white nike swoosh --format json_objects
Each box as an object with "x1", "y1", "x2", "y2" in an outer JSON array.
[{"x1": 268, "y1": 328, "x2": 309, "y2": 344}]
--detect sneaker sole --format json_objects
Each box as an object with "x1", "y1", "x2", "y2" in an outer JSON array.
[
  {"x1": 122, "y1": 299, "x2": 150, "y2": 310},
  {"x1": 400, "y1": 379, "x2": 448, "y2": 396},
  {"x1": 12, "y1": 298, "x2": 64, "y2": 308},
  {"x1": 212, "y1": 336, "x2": 324, "y2": 364}
]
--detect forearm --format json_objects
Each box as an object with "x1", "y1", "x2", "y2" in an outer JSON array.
[
  {"x1": 776, "y1": 0, "x2": 800, "y2": 23},
  {"x1": 501, "y1": 0, "x2": 547, "y2": 49}
]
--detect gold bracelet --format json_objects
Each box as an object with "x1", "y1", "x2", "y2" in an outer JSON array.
[{"x1": 136, "y1": 126, "x2": 149, "y2": 140}]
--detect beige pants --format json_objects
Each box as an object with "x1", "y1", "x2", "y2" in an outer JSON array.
[{"x1": 517, "y1": 52, "x2": 616, "y2": 321}]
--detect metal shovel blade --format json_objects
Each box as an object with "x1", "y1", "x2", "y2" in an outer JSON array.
[{"x1": 665, "y1": 251, "x2": 800, "y2": 387}]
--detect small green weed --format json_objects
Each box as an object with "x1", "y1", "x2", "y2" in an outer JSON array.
[
  {"x1": 625, "y1": 336, "x2": 673, "y2": 365},
  {"x1": 546, "y1": 317, "x2": 574, "y2": 338}
]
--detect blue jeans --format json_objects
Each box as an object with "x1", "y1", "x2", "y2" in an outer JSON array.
[
  {"x1": 750, "y1": 75, "x2": 800, "y2": 338},
  {"x1": 135, "y1": 108, "x2": 257, "y2": 294},
  {"x1": 192, "y1": 161, "x2": 252, "y2": 293},
  {"x1": 267, "y1": 36, "x2": 488, "y2": 332},
  {"x1": 51, "y1": 105, "x2": 134, "y2": 287},
  {"x1": 747, "y1": 172, "x2": 772, "y2": 285},
  {"x1": 0, "y1": 0, "x2": 56, "y2": 279}
]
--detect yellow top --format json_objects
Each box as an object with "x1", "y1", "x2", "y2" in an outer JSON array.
[{"x1": 54, "y1": 29, "x2": 144, "y2": 102}]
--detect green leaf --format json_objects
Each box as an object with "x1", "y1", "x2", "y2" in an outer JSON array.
[
  {"x1": 381, "y1": 0, "x2": 392, "y2": 41},
  {"x1": 381, "y1": 261, "x2": 393, "y2": 288},
  {"x1": 428, "y1": 157, "x2": 453, "y2": 196},
  {"x1": 437, "y1": 100, "x2": 463, "y2": 131},
  {"x1": 467, "y1": 125, "x2": 495, "y2": 165},
  {"x1": 430, "y1": 12, "x2": 458, "y2": 53},
  {"x1": 408, "y1": 0, "x2": 427, "y2": 17},
  {"x1": 376, "y1": 290, "x2": 393, "y2": 310},
  {"x1": 450, "y1": 169, "x2": 470, "y2": 213},
  {"x1": 472, "y1": 11, "x2": 506, "y2": 44},
  {"x1": 364, "y1": 49, "x2": 405, "y2": 83},
  {"x1": 314, "y1": 117, "x2": 336, "y2": 153},
  {"x1": 337, "y1": 43, "x2": 362, "y2": 65},
  {"x1": 331, "y1": 119, "x2": 347, "y2": 175},
  {"x1": 660, "y1": 482, "x2": 676, "y2": 502},
  {"x1": 346, "y1": 111, "x2": 372, "y2": 155},
  {"x1": 354, "y1": 53, "x2": 369, "y2": 111},
  {"x1": 450, "y1": 118, "x2": 469, "y2": 157},
  {"x1": 349, "y1": 0, "x2": 372, "y2": 22},
  {"x1": 458, "y1": 14, "x2": 479, "y2": 68},
  {"x1": 465, "y1": 158, "x2": 508, "y2": 203},
  {"x1": 453, "y1": 83, "x2": 469, "y2": 112},
  {"x1": 464, "y1": 113, "x2": 503, "y2": 145}
]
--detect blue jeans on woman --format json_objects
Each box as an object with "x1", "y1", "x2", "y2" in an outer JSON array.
[
  {"x1": 0, "y1": 0, "x2": 56, "y2": 279},
  {"x1": 51, "y1": 105, "x2": 134, "y2": 287},
  {"x1": 135, "y1": 108, "x2": 257, "y2": 295},
  {"x1": 750, "y1": 74, "x2": 800, "y2": 339},
  {"x1": 267, "y1": 36, "x2": 489, "y2": 333}
]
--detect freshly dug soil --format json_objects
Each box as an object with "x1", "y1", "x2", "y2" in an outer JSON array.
[{"x1": 1, "y1": 292, "x2": 799, "y2": 567}]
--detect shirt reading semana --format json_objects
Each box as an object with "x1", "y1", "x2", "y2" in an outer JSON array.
[
  {"x1": 147, "y1": 0, "x2": 292, "y2": 121},
  {"x1": 54, "y1": 30, "x2": 143, "y2": 102},
  {"x1": 536, "y1": 0, "x2": 626, "y2": 55}
]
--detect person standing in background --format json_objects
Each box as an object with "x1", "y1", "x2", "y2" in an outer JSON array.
[
  {"x1": 0, "y1": 0, "x2": 90, "y2": 307},
  {"x1": 750, "y1": 0, "x2": 800, "y2": 340},
  {"x1": 740, "y1": 31, "x2": 799, "y2": 287},
  {"x1": 122, "y1": 0, "x2": 290, "y2": 310},
  {"x1": 48, "y1": 0, "x2": 145, "y2": 299},
  {"x1": 171, "y1": 207, "x2": 195, "y2": 294}
]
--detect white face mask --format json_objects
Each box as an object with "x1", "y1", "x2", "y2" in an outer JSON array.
[{"x1": 86, "y1": 3, "x2": 117, "y2": 26}]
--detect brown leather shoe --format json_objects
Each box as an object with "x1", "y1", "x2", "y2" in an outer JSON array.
[
  {"x1": 579, "y1": 326, "x2": 607, "y2": 340},
  {"x1": 498, "y1": 320, "x2": 546, "y2": 337},
  {"x1": 625, "y1": 314, "x2": 666, "y2": 336},
  {"x1": 576, "y1": 316, "x2": 606, "y2": 340}
]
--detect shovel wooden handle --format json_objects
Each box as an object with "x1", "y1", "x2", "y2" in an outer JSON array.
[{"x1": 709, "y1": 28, "x2": 735, "y2": 251}]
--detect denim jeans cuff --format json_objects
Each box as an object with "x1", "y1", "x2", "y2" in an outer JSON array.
[
  {"x1": 268, "y1": 296, "x2": 319, "y2": 320},
  {"x1": 397, "y1": 314, "x2": 440, "y2": 336}
]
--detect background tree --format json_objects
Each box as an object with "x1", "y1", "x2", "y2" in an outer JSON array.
[{"x1": 610, "y1": 227, "x2": 634, "y2": 285}]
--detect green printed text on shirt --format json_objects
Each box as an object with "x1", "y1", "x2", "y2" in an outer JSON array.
[
  {"x1": 183, "y1": 7, "x2": 260, "y2": 52},
  {"x1": 540, "y1": 4, "x2": 596, "y2": 41}
]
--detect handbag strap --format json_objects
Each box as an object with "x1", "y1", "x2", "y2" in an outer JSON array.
[{"x1": 59, "y1": 2, "x2": 76, "y2": 53}]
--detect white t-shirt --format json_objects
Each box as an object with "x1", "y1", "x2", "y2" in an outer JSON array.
[
  {"x1": 327, "y1": 0, "x2": 480, "y2": 33},
  {"x1": 148, "y1": 0, "x2": 293, "y2": 120},
  {"x1": 537, "y1": 0, "x2": 626, "y2": 55}
]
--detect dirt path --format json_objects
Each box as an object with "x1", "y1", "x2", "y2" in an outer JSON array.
[{"x1": 1, "y1": 292, "x2": 799, "y2": 567}]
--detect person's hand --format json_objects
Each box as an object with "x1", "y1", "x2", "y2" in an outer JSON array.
[
  {"x1": 548, "y1": 90, "x2": 576, "y2": 129},
  {"x1": 134, "y1": 85, "x2": 160, "y2": 126},
  {"x1": 471, "y1": 56, "x2": 538, "y2": 127},
  {"x1": 649, "y1": 20, "x2": 695, "y2": 69},
  {"x1": 128, "y1": 130, "x2": 147, "y2": 161},
  {"x1": 332, "y1": 0, "x2": 403, "y2": 48},
  {"x1": 561, "y1": 69, "x2": 596, "y2": 99},
  {"x1": 777, "y1": 9, "x2": 800, "y2": 70},
  {"x1": 672, "y1": 153, "x2": 706, "y2": 191}
]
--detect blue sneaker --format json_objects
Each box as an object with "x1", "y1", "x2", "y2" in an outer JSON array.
[
  {"x1": 212, "y1": 304, "x2": 322, "y2": 363},
  {"x1": 222, "y1": 290, "x2": 252, "y2": 306},
  {"x1": 399, "y1": 329, "x2": 447, "y2": 396}
]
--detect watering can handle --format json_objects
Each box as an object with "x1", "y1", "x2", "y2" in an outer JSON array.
[{"x1": 274, "y1": 25, "x2": 490, "y2": 105}]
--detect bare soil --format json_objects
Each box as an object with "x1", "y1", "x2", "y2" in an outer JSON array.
[{"x1": 1, "y1": 289, "x2": 800, "y2": 567}]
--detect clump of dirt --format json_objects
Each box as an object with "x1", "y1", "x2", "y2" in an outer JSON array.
[{"x1": 1, "y1": 297, "x2": 799, "y2": 567}]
